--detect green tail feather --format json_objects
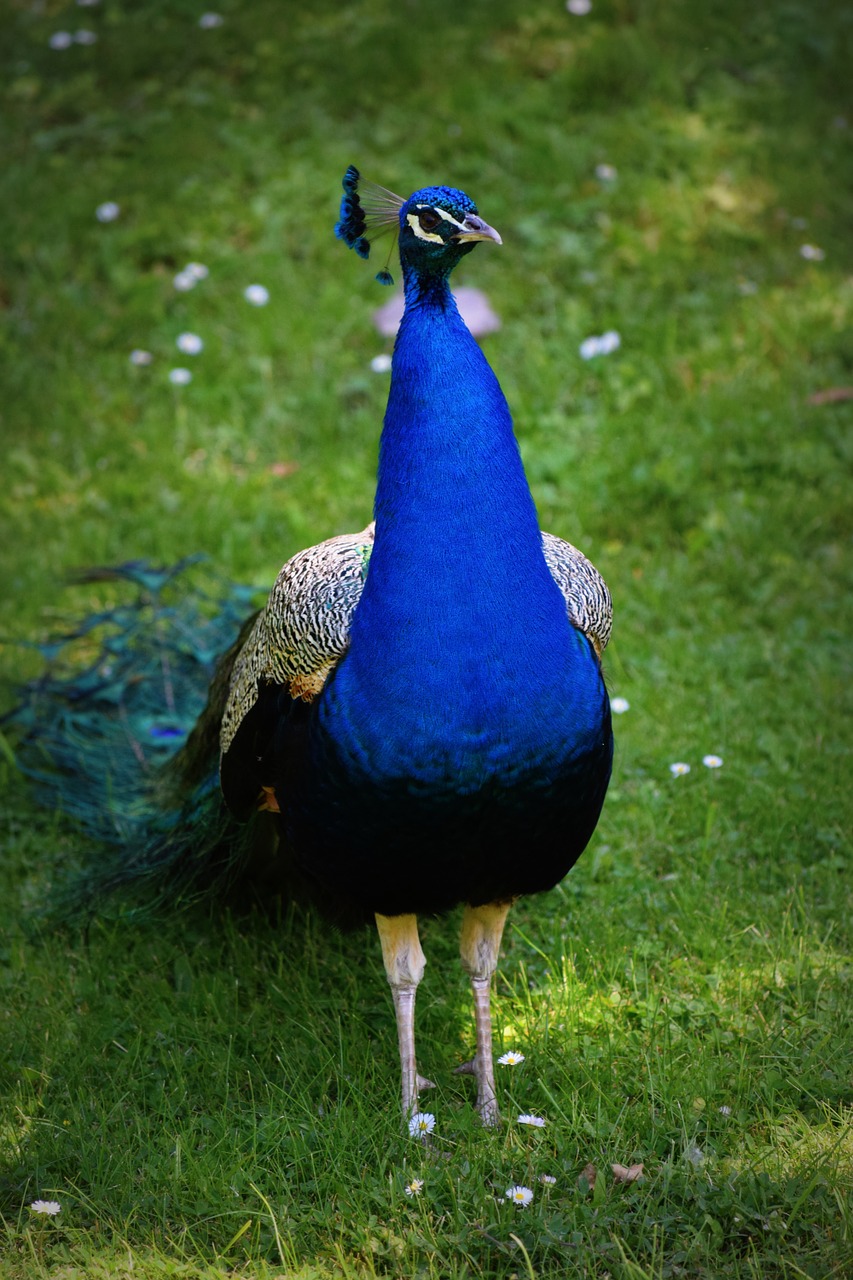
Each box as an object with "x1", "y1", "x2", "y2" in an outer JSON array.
[{"x1": 4, "y1": 560, "x2": 267, "y2": 921}]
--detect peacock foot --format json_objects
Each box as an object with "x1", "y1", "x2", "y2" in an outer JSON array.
[
  {"x1": 477, "y1": 1095, "x2": 501, "y2": 1128},
  {"x1": 453, "y1": 1059, "x2": 501, "y2": 1126}
]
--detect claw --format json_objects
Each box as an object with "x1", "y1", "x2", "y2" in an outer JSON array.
[
  {"x1": 453, "y1": 1059, "x2": 477, "y2": 1076},
  {"x1": 417, "y1": 1074, "x2": 436, "y2": 1092}
]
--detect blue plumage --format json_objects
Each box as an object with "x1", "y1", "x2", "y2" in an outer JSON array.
[
  {"x1": 290, "y1": 229, "x2": 611, "y2": 915},
  {"x1": 9, "y1": 168, "x2": 613, "y2": 1126}
]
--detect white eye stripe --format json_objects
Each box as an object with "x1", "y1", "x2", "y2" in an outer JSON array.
[
  {"x1": 414, "y1": 204, "x2": 467, "y2": 230},
  {"x1": 404, "y1": 204, "x2": 466, "y2": 241},
  {"x1": 406, "y1": 212, "x2": 444, "y2": 244}
]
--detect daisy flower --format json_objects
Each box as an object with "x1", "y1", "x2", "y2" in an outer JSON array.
[
  {"x1": 540, "y1": 1174, "x2": 557, "y2": 1185},
  {"x1": 579, "y1": 330, "x2": 621, "y2": 359},
  {"x1": 95, "y1": 202, "x2": 120, "y2": 222},
  {"x1": 49, "y1": 32, "x2": 73, "y2": 49},
  {"x1": 498, "y1": 1050, "x2": 525, "y2": 1066},
  {"x1": 74, "y1": 29, "x2": 97, "y2": 43},
  {"x1": 518, "y1": 1113, "x2": 546, "y2": 1128},
  {"x1": 566, "y1": 0, "x2": 592, "y2": 13},
  {"x1": 129, "y1": 349, "x2": 152, "y2": 365},
  {"x1": 370, "y1": 354, "x2": 392, "y2": 373},
  {"x1": 596, "y1": 163, "x2": 618, "y2": 181},
  {"x1": 176, "y1": 332, "x2": 203, "y2": 355},
  {"x1": 611, "y1": 696, "x2": 630, "y2": 714},
  {"x1": 198, "y1": 12, "x2": 224, "y2": 27},
  {"x1": 169, "y1": 368, "x2": 192, "y2": 385},
  {"x1": 185, "y1": 262, "x2": 209, "y2": 281},
  {"x1": 30, "y1": 1201, "x2": 61, "y2": 1216},
  {"x1": 408, "y1": 1112, "x2": 435, "y2": 1138},
  {"x1": 669, "y1": 761, "x2": 690, "y2": 777},
  {"x1": 702, "y1": 754, "x2": 723, "y2": 769},
  {"x1": 244, "y1": 284, "x2": 270, "y2": 306},
  {"x1": 404, "y1": 1178, "x2": 424, "y2": 1197},
  {"x1": 173, "y1": 270, "x2": 197, "y2": 292},
  {"x1": 799, "y1": 244, "x2": 825, "y2": 261},
  {"x1": 505, "y1": 1184, "x2": 534, "y2": 1207}
]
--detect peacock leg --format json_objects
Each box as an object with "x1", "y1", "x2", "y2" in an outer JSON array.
[
  {"x1": 375, "y1": 913, "x2": 435, "y2": 1123},
  {"x1": 456, "y1": 900, "x2": 512, "y2": 1127}
]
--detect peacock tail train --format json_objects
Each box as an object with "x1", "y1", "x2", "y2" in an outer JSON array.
[{"x1": 3, "y1": 560, "x2": 268, "y2": 920}]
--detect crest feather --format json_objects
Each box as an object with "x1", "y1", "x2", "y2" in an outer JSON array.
[{"x1": 335, "y1": 166, "x2": 404, "y2": 282}]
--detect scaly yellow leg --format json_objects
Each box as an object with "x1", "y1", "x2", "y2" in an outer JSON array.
[
  {"x1": 375, "y1": 913, "x2": 435, "y2": 1123},
  {"x1": 456, "y1": 900, "x2": 512, "y2": 1127}
]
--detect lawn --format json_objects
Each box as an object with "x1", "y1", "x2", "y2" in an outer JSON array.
[{"x1": 1, "y1": 1, "x2": 851, "y2": 1277}]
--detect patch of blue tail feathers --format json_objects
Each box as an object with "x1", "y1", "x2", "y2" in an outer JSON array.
[{"x1": 3, "y1": 560, "x2": 259, "y2": 918}]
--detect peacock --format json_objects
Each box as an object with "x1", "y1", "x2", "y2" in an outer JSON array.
[{"x1": 8, "y1": 167, "x2": 613, "y2": 1128}]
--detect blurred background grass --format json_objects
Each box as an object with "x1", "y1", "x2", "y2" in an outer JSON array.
[{"x1": 0, "y1": 1, "x2": 851, "y2": 1277}]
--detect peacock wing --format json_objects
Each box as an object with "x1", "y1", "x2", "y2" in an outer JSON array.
[
  {"x1": 219, "y1": 524, "x2": 375, "y2": 818},
  {"x1": 541, "y1": 531, "x2": 612, "y2": 659}
]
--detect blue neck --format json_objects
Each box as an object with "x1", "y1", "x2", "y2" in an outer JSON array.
[{"x1": 347, "y1": 269, "x2": 567, "y2": 687}]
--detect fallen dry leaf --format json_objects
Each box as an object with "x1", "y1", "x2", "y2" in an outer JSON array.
[
  {"x1": 578, "y1": 1162, "x2": 597, "y2": 1191},
  {"x1": 807, "y1": 387, "x2": 853, "y2": 405},
  {"x1": 612, "y1": 1162, "x2": 645, "y2": 1183}
]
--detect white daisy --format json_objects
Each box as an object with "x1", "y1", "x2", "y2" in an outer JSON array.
[
  {"x1": 198, "y1": 12, "x2": 224, "y2": 27},
  {"x1": 404, "y1": 1178, "x2": 424, "y2": 1197},
  {"x1": 77, "y1": 0, "x2": 100, "y2": 6},
  {"x1": 596, "y1": 163, "x2": 618, "y2": 181},
  {"x1": 173, "y1": 270, "x2": 197, "y2": 292},
  {"x1": 176, "y1": 332, "x2": 204, "y2": 355},
  {"x1": 799, "y1": 244, "x2": 825, "y2": 261},
  {"x1": 505, "y1": 1184, "x2": 534, "y2": 1207},
  {"x1": 598, "y1": 329, "x2": 621, "y2": 354},
  {"x1": 579, "y1": 330, "x2": 621, "y2": 359},
  {"x1": 540, "y1": 1174, "x2": 557, "y2": 1185},
  {"x1": 129, "y1": 349, "x2": 152, "y2": 366},
  {"x1": 370, "y1": 353, "x2": 392, "y2": 373},
  {"x1": 497, "y1": 1050, "x2": 525, "y2": 1066},
  {"x1": 669, "y1": 761, "x2": 690, "y2": 777},
  {"x1": 30, "y1": 1200, "x2": 61, "y2": 1216},
  {"x1": 518, "y1": 1114, "x2": 546, "y2": 1128},
  {"x1": 702, "y1": 754, "x2": 723, "y2": 769},
  {"x1": 49, "y1": 31, "x2": 73, "y2": 49},
  {"x1": 74, "y1": 29, "x2": 98, "y2": 44},
  {"x1": 611, "y1": 696, "x2": 630, "y2": 714},
  {"x1": 718, "y1": 1104, "x2": 732, "y2": 1116},
  {"x1": 244, "y1": 284, "x2": 270, "y2": 306},
  {"x1": 169, "y1": 368, "x2": 192, "y2": 385},
  {"x1": 566, "y1": 0, "x2": 592, "y2": 12},
  {"x1": 185, "y1": 262, "x2": 209, "y2": 280},
  {"x1": 95, "y1": 201, "x2": 120, "y2": 223},
  {"x1": 408, "y1": 1112, "x2": 435, "y2": 1138}
]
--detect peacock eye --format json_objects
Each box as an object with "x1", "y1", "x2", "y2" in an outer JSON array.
[{"x1": 418, "y1": 209, "x2": 441, "y2": 232}]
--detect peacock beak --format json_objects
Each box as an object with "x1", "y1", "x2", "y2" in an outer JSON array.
[{"x1": 454, "y1": 214, "x2": 502, "y2": 245}]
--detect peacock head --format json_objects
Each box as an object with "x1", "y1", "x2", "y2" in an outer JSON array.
[{"x1": 335, "y1": 166, "x2": 501, "y2": 288}]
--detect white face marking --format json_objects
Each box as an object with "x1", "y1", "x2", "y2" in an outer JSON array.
[{"x1": 406, "y1": 204, "x2": 468, "y2": 244}]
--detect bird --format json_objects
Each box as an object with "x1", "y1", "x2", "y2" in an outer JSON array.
[
  {"x1": 214, "y1": 166, "x2": 614, "y2": 1125},
  {"x1": 8, "y1": 167, "x2": 613, "y2": 1129}
]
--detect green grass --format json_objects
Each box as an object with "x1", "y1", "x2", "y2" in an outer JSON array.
[{"x1": 1, "y1": 0, "x2": 851, "y2": 1276}]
